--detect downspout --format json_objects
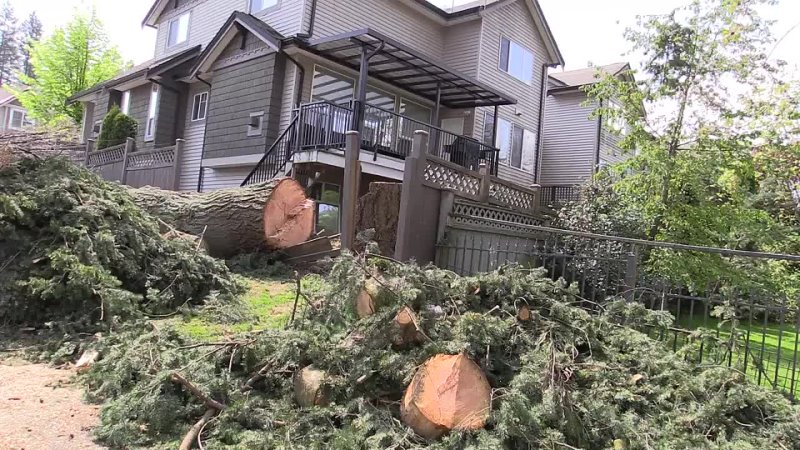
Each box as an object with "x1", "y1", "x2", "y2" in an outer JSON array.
[
  {"x1": 534, "y1": 62, "x2": 558, "y2": 184},
  {"x1": 288, "y1": 0, "x2": 318, "y2": 108},
  {"x1": 594, "y1": 98, "x2": 603, "y2": 174}
]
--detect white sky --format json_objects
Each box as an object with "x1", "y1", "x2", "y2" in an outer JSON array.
[{"x1": 9, "y1": 0, "x2": 800, "y2": 72}]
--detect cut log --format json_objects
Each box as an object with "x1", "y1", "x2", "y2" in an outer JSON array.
[
  {"x1": 401, "y1": 353, "x2": 492, "y2": 440},
  {"x1": 355, "y1": 182, "x2": 402, "y2": 256},
  {"x1": 130, "y1": 178, "x2": 315, "y2": 257},
  {"x1": 355, "y1": 278, "x2": 382, "y2": 319},
  {"x1": 392, "y1": 307, "x2": 423, "y2": 348},
  {"x1": 293, "y1": 366, "x2": 329, "y2": 407}
]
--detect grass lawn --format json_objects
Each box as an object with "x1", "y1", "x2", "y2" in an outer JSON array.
[
  {"x1": 175, "y1": 274, "x2": 323, "y2": 342},
  {"x1": 658, "y1": 313, "x2": 800, "y2": 398}
]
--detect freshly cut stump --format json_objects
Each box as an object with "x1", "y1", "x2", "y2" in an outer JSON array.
[
  {"x1": 355, "y1": 279, "x2": 381, "y2": 319},
  {"x1": 130, "y1": 178, "x2": 315, "y2": 257},
  {"x1": 401, "y1": 354, "x2": 492, "y2": 440},
  {"x1": 392, "y1": 307, "x2": 423, "y2": 348},
  {"x1": 293, "y1": 366, "x2": 329, "y2": 407}
]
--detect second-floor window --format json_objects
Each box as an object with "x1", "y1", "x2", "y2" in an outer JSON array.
[
  {"x1": 485, "y1": 112, "x2": 534, "y2": 171},
  {"x1": 167, "y1": 12, "x2": 190, "y2": 48},
  {"x1": 250, "y1": 0, "x2": 279, "y2": 13},
  {"x1": 191, "y1": 92, "x2": 208, "y2": 121},
  {"x1": 145, "y1": 85, "x2": 159, "y2": 141},
  {"x1": 499, "y1": 37, "x2": 534, "y2": 84}
]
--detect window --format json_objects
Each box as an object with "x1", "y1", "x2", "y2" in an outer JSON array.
[
  {"x1": 310, "y1": 183, "x2": 340, "y2": 235},
  {"x1": 167, "y1": 12, "x2": 190, "y2": 47},
  {"x1": 145, "y1": 84, "x2": 159, "y2": 141},
  {"x1": 250, "y1": 0, "x2": 278, "y2": 13},
  {"x1": 9, "y1": 109, "x2": 25, "y2": 129},
  {"x1": 486, "y1": 112, "x2": 535, "y2": 171},
  {"x1": 312, "y1": 66, "x2": 355, "y2": 105},
  {"x1": 120, "y1": 91, "x2": 131, "y2": 115},
  {"x1": 248, "y1": 111, "x2": 264, "y2": 136},
  {"x1": 191, "y1": 92, "x2": 208, "y2": 121},
  {"x1": 499, "y1": 37, "x2": 534, "y2": 84}
]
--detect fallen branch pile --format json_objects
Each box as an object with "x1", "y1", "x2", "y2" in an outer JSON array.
[
  {"x1": 82, "y1": 253, "x2": 800, "y2": 449},
  {"x1": 0, "y1": 129, "x2": 84, "y2": 168},
  {"x1": 0, "y1": 158, "x2": 244, "y2": 327}
]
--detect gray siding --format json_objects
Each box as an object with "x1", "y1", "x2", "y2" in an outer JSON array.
[
  {"x1": 203, "y1": 51, "x2": 285, "y2": 160},
  {"x1": 153, "y1": 0, "x2": 307, "y2": 60},
  {"x1": 474, "y1": 0, "x2": 551, "y2": 186},
  {"x1": 179, "y1": 82, "x2": 209, "y2": 191},
  {"x1": 442, "y1": 20, "x2": 481, "y2": 77},
  {"x1": 311, "y1": 0, "x2": 445, "y2": 60},
  {"x1": 540, "y1": 92, "x2": 597, "y2": 185},
  {"x1": 127, "y1": 84, "x2": 153, "y2": 148},
  {"x1": 599, "y1": 124, "x2": 626, "y2": 166}
]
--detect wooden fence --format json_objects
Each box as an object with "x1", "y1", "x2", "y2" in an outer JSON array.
[{"x1": 84, "y1": 138, "x2": 184, "y2": 190}]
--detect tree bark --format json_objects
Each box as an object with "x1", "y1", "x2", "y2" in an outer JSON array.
[
  {"x1": 355, "y1": 182, "x2": 402, "y2": 256},
  {"x1": 130, "y1": 179, "x2": 315, "y2": 258}
]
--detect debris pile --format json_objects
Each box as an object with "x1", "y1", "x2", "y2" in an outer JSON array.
[
  {"x1": 0, "y1": 158, "x2": 244, "y2": 326},
  {"x1": 83, "y1": 254, "x2": 800, "y2": 449}
]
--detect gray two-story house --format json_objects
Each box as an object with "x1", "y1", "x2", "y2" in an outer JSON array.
[
  {"x1": 538, "y1": 63, "x2": 631, "y2": 203},
  {"x1": 70, "y1": 0, "x2": 564, "y2": 229}
]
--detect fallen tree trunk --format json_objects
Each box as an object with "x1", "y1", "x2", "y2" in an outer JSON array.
[{"x1": 130, "y1": 178, "x2": 315, "y2": 257}]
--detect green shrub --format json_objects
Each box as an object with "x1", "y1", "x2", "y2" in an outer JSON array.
[{"x1": 97, "y1": 105, "x2": 137, "y2": 149}]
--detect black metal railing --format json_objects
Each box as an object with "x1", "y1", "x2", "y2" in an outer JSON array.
[
  {"x1": 297, "y1": 101, "x2": 500, "y2": 175},
  {"x1": 241, "y1": 117, "x2": 299, "y2": 186},
  {"x1": 539, "y1": 185, "x2": 582, "y2": 208}
]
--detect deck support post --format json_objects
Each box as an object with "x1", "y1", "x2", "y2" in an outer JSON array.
[
  {"x1": 340, "y1": 131, "x2": 362, "y2": 251},
  {"x1": 120, "y1": 137, "x2": 135, "y2": 185},
  {"x1": 395, "y1": 130, "x2": 430, "y2": 261}
]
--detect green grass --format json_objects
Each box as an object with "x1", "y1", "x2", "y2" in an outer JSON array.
[
  {"x1": 176, "y1": 274, "x2": 324, "y2": 342},
  {"x1": 657, "y1": 313, "x2": 800, "y2": 397}
]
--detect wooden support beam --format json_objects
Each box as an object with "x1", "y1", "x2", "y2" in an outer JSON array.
[{"x1": 340, "y1": 131, "x2": 361, "y2": 251}]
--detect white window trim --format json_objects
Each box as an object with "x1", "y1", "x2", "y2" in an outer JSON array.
[
  {"x1": 8, "y1": 107, "x2": 26, "y2": 130},
  {"x1": 249, "y1": 0, "x2": 280, "y2": 14},
  {"x1": 167, "y1": 11, "x2": 191, "y2": 49},
  {"x1": 248, "y1": 111, "x2": 264, "y2": 137},
  {"x1": 489, "y1": 112, "x2": 529, "y2": 170},
  {"x1": 145, "y1": 85, "x2": 160, "y2": 142},
  {"x1": 191, "y1": 91, "x2": 209, "y2": 122},
  {"x1": 498, "y1": 35, "x2": 535, "y2": 85},
  {"x1": 120, "y1": 90, "x2": 131, "y2": 115}
]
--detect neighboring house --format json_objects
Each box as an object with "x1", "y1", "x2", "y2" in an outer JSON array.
[
  {"x1": 0, "y1": 87, "x2": 33, "y2": 132},
  {"x1": 69, "y1": 0, "x2": 564, "y2": 230},
  {"x1": 539, "y1": 63, "x2": 632, "y2": 202}
]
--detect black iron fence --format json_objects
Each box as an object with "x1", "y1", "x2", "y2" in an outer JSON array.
[
  {"x1": 539, "y1": 185, "x2": 582, "y2": 209},
  {"x1": 437, "y1": 219, "x2": 800, "y2": 399}
]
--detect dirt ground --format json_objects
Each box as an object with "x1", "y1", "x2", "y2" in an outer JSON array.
[{"x1": 0, "y1": 358, "x2": 105, "y2": 450}]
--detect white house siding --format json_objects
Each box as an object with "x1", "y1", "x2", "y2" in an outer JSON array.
[
  {"x1": 599, "y1": 126, "x2": 626, "y2": 166},
  {"x1": 311, "y1": 0, "x2": 445, "y2": 60},
  {"x1": 474, "y1": 0, "x2": 552, "y2": 187},
  {"x1": 442, "y1": 20, "x2": 481, "y2": 77},
  {"x1": 153, "y1": 0, "x2": 307, "y2": 60},
  {"x1": 539, "y1": 91, "x2": 597, "y2": 185},
  {"x1": 179, "y1": 82, "x2": 209, "y2": 191},
  {"x1": 199, "y1": 166, "x2": 256, "y2": 192}
]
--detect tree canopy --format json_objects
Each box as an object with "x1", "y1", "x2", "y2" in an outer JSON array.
[{"x1": 16, "y1": 11, "x2": 126, "y2": 125}]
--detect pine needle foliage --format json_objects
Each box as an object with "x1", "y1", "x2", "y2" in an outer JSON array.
[
  {"x1": 0, "y1": 158, "x2": 244, "y2": 327},
  {"x1": 84, "y1": 254, "x2": 800, "y2": 449}
]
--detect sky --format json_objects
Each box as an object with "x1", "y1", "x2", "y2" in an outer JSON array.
[{"x1": 9, "y1": 0, "x2": 800, "y2": 73}]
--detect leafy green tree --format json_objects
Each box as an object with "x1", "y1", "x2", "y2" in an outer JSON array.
[
  {"x1": 97, "y1": 105, "x2": 137, "y2": 149},
  {"x1": 561, "y1": 0, "x2": 800, "y2": 290},
  {"x1": 16, "y1": 11, "x2": 125, "y2": 125}
]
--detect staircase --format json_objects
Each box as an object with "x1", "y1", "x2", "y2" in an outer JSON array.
[{"x1": 241, "y1": 117, "x2": 299, "y2": 186}]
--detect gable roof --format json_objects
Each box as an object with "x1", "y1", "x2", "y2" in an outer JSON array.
[
  {"x1": 408, "y1": 0, "x2": 564, "y2": 66},
  {"x1": 549, "y1": 62, "x2": 630, "y2": 89},
  {"x1": 188, "y1": 12, "x2": 285, "y2": 78},
  {"x1": 143, "y1": 0, "x2": 171, "y2": 28},
  {"x1": 0, "y1": 86, "x2": 16, "y2": 106}
]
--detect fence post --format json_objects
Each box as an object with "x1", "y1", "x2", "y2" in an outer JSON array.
[
  {"x1": 121, "y1": 138, "x2": 134, "y2": 185},
  {"x1": 84, "y1": 140, "x2": 95, "y2": 166},
  {"x1": 478, "y1": 162, "x2": 491, "y2": 204},
  {"x1": 395, "y1": 130, "x2": 430, "y2": 261},
  {"x1": 173, "y1": 139, "x2": 185, "y2": 191},
  {"x1": 624, "y1": 244, "x2": 639, "y2": 301},
  {"x1": 340, "y1": 131, "x2": 361, "y2": 251}
]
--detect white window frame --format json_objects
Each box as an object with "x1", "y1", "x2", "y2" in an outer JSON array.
[
  {"x1": 145, "y1": 84, "x2": 160, "y2": 142},
  {"x1": 249, "y1": 0, "x2": 279, "y2": 13},
  {"x1": 167, "y1": 12, "x2": 191, "y2": 48},
  {"x1": 488, "y1": 112, "x2": 530, "y2": 170},
  {"x1": 120, "y1": 90, "x2": 131, "y2": 115},
  {"x1": 499, "y1": 36, "x2": 535, "y2": 85},
  {"x1": 8, "y1": 108, "x2": 26, "y2": 129},
  {"x1": 191, "y1": 91, "x2": 208, "y2": 122}
]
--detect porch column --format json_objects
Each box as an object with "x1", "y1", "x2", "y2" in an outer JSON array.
[
  {"x1": 353, "y1": 44, "x2": 370, "y2": 131},
  {"x1": 491, "y1": 105, "x2": 500, "y2": 173},
  {"x1": 431, "y1": 83, "x2": 442, "y2": 155}
]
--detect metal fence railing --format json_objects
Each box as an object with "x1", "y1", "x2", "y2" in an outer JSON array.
[
  {"x1": 539, "y1": 185, "x2": 582, "y2": 209},
  {"x1": 437, "y1": 219, "x2": 800, "y2": 400}
]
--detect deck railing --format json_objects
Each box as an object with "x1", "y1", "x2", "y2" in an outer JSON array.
[{"x1": 295, "y1": 100, "x2": 500, "y2": 175}]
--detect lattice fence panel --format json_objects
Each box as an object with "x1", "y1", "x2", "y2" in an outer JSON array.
[
  {"x1": 451, "y1": 200, "x2": 545, "y2": 228},
  {"x1": 86, "y1": 144, "x2": 125, "y2": 167},
  {"x1": 126, "y1": 147, "x2": 175, "y2": 170},
  {"x1": 489, "y1": 181, "x2": 537, "y2": 212},
  {"x1": 423, "y1": 160, "x2": 481, "y2": 199}
]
